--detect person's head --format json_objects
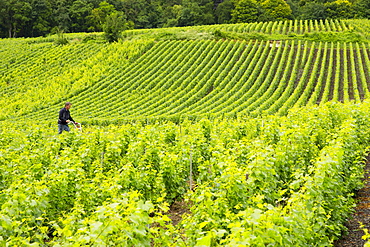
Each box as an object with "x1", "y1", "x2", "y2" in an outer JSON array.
[{"x1": 65, "y1": 102, "x2": 72, "y2": 110}]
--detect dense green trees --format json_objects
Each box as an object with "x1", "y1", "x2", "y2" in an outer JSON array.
[
  {"x1": 0, "y1": 0, "x2": 366, "y2": 38},
  {"x1": 231, "y1": 0, "x2": 260, "y2": 23},
  {"x1": 103, "y1": 11, "x2": 131, "y2": 42},
  {"x1": 0, "y1": 0, "x2": 32, "y2": 37},
  {"x1": 325, "y1": 0, "x2": 353, "y2": 19},
  {"x1": 89, "y1": 1, "x2": 119, "y2": 31},
  {"x1": 215, "y1": 0, "x2": 234, "y2": 23},
  {"x1": 260, "y1": 0, "x2": 293, "y2": 21},
  {"x1": 353, "y1": 0, "x2": 370, "y2": 18}
]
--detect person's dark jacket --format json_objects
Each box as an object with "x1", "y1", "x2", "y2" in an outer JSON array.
[{"x1": 58, "y1": 107, "x2": 74, "y2": 125}]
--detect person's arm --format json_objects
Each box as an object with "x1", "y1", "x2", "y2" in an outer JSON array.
[
  {"x1": 69, "y1": 114, "x2": 75, "y2": 123},
  {"x1": 59, "y1": 108, "x2": 68, "y2": 124}
]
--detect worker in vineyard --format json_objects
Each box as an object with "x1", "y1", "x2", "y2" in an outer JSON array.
[{"x1": 58, "y1": 102, "x2": 75, "y2": 134}]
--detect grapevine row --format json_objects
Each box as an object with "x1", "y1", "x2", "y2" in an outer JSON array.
[{"x1": 1, "y1": 102, "x2": 370, "y2": 245}]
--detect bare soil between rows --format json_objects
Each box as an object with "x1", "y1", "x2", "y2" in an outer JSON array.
[
  {"x1": 334, "y1": 155, "x2": 370, "y2": 246},
  {"x1": 167, "y1": 199, "x2": 191, "y2": 226}
]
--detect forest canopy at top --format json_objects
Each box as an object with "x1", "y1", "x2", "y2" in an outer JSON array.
[{"x1": 0, "y1": 0, "x2": 370, "y2": 38}]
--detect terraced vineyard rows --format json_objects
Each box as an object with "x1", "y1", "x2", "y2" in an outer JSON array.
[
  {"x1": 20, "y1": 39, "x2": 370, "y2": 123},
  {"x1": 0, "y1": 39, "x2": 155, "y2": 120},
  {"x1": 3, "y1": 19, "x2": 370, "y2": 246},
  {"x1": 127, "y1": 18, "x2": 351, "y2": 36},
  {"x1": 1, "y1": 19, "x2": 370, "y2": 123}
]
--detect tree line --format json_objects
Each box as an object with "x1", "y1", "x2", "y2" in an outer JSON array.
[{"x1": 1, "y1": 0, "x2": 369, "y2": 39}]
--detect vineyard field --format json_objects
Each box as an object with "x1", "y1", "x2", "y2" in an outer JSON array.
[
  {"x1": 1, "y1": 19, "x2": 370, "y2": 123},
  {"x1": 1, "y1": 102, "x2": 370, "y2": 246},
  {"x1": 2, "y1": 19, "x2": 370, "y2": 246}
]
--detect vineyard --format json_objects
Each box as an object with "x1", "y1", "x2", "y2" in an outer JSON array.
[
  {"x1": 1, "y1": 19, "x2": 370, "y2": 123},
  {"x1": 2, "y1": 19, "x2": 370, "y2": 246}
]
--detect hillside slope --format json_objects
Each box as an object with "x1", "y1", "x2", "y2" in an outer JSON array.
[{"x1": 2, "y1": 19, "x2": 370, "y2": 123}]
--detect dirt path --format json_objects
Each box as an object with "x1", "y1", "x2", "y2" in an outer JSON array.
[
  {"x1": 334, "y1": 157, "x2": 370, "y2": 246},
  {"x1": 167, "y1": 199, "x2": 191, "y2": 226}
]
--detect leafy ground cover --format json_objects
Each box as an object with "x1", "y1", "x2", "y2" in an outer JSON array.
[{"x1": 1, "y1": 101, "x2": 370, "y2": 246}]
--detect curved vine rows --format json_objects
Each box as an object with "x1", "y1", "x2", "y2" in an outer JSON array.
[
  {"x1": 2, "y1": 19, "x2": 370, "y2": 246},
  {"x1": 1, "y1": 19, "x2": 370, "y2": 123},
  {"x1": 28, "y1": 39, "x2": 370, "y2": 123}
]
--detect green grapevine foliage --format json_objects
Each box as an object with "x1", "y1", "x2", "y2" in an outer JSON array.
[
  {"x1": 2, "y1": 19, "x2": 370, "y2": 246},
  {"x1": 0, "y1": 101, "x2": 370, "y2": 245}
]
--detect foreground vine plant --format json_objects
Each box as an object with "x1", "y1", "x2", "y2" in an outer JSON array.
[{"x1": 0, "y1": 101, "x2": 369, "y2": 246}]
